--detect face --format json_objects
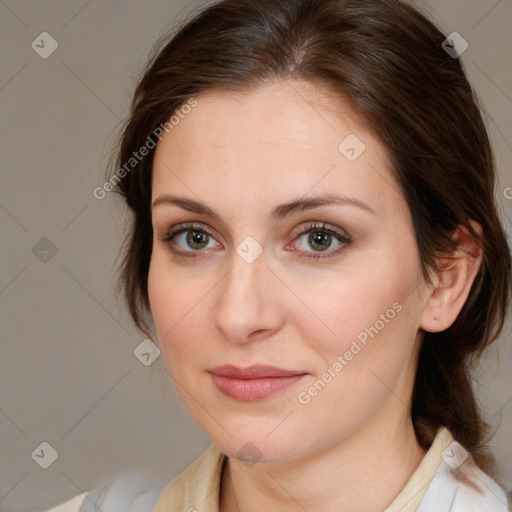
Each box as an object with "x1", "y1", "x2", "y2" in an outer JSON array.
[{"x1": 148, "y1": 80, "x2": 432, "y2": 464}]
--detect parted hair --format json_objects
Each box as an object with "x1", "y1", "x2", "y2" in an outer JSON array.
[{"x1": 108, "y1": 0, "x2": 511, "y2": 476}]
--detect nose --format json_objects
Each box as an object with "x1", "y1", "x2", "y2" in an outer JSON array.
[{"x1": 213, "y1": 249, "x2": 284, "y2": 345}]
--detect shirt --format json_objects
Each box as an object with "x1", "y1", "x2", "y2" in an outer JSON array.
[
  {"x1": 154, "y1": 426, "x2": 510, "y2": 511},
  {"x1": 42, "y1": 426, "x2": 511, "y2": 511}
]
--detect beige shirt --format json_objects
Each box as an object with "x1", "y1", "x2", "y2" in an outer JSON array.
[
  {"x1": 155, "y1": 427, "x2": 455, "y2": 511},
  {"x1": 44, "y1": 426, "x2": 510, "y2": 511}
]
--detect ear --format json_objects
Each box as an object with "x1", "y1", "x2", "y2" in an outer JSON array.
[{"x1": 420, "y1": 221, "x2": 483, "y2": 333}]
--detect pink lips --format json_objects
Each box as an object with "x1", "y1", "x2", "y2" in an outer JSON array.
[{"x1": 209, "y1": 364, "x2": 307, "y2": 401}]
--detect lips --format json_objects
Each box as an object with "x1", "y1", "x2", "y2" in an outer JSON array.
[
  {"x1": 209, "y1": 364, "x2": 308, "y2": 401},
  {"x1": 209, "y1": 364, "x2": 306, "y2": 379}
]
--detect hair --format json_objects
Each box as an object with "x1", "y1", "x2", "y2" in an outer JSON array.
[{"x1": 108, "y1": 0, "x2": 511, "y2": 476}]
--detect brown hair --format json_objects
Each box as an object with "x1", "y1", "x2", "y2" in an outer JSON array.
[{"x1": 108, "y1": 0, "x2": 511, "y2": 475}]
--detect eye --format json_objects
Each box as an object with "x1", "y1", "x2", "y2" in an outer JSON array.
[
  {"x1": 157, "y1": 222, "x2": 221, "y2": 258},
  {"x1": 288, "y1": 222, "x2": 352, "y2": 260}
]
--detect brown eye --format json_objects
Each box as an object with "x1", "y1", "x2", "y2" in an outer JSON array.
[
  {"x1": 307, "y1": 230, "x2": 333, "y2": 252},
  {"x1": 290, "y1": 222, "x2": 352, "y2": 261},
  {"x1": 158, "y1": 223, "x2": 221, "y2": 258},
  {"x1": 185, "y1": 230, "x2": 210, "y2": 250}
]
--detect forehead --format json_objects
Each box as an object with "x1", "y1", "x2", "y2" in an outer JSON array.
[{"x1": 151, "y1": 80, "x2": 399, "y2": 213}]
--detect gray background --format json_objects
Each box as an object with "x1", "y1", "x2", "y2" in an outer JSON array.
[{"x1": 0, "y1": 0, "x2": 511, "y2": 510}]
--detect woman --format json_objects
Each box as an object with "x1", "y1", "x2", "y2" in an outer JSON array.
[{"x1": 46, "y1": 0, "x2": 511, "y2": 510}]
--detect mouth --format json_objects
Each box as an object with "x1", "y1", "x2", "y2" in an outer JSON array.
[{"x1": 208, "y1": 364, "x2": 308, "y2": 401}]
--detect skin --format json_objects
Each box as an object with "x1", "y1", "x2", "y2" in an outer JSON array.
[{"x1": 148, "y1": 80, "x2": 482, "y2": 511}]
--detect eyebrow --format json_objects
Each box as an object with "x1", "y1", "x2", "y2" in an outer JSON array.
[{"x1": 151, "y1": 192, "x2": 375, "y2": 220}]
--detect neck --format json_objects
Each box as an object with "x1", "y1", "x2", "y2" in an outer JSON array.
[{"x1": 219, "y1": 407, "x2": 427, "y2": 512}]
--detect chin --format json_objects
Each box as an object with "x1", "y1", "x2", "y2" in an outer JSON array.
[
  {"x1": 198, "y1": 416, "x2": 307, "y2": 464},
  {"x1": 220, "y1": 436, "x2": 301, "y2": 465}
]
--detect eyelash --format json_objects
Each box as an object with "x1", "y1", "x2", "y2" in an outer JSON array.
[{"x1": 157, "y1": 222, "x2": 352, "y2": 261}]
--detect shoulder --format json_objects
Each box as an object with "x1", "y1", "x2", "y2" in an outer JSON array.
[
  {"x1": 41, "y1": 470, "x2": 164, "y2": 512},
  {"x1": 417, "y1": 438, "x2": 509, "y2": 512}
]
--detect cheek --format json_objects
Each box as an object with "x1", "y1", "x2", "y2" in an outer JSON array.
[
  {"x1": 148, "y1": 252, "x2": 220, "y2": 376},
  {"x1": 148, "y1": 249, "x2": 205, "y2": 326},
  {"x1": 295, "y1": 281, "x2": 417, "y2": 426},
  {"x1": 148, "y1": 256, "x2": 179, "y2": 331},
  {"x1": 302, "y1": 268, "x2": 402, "y2": 345},
  {"x1": 300, "y1": 250, "x2": 421, "y2": 378},
  {"x1": 148, "y1": 256, "x2": 193, "y2": 359}
]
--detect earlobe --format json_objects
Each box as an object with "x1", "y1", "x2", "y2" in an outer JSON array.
[{"x1": 420, "y1": 221, "x2": 483, "y2": 333}]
